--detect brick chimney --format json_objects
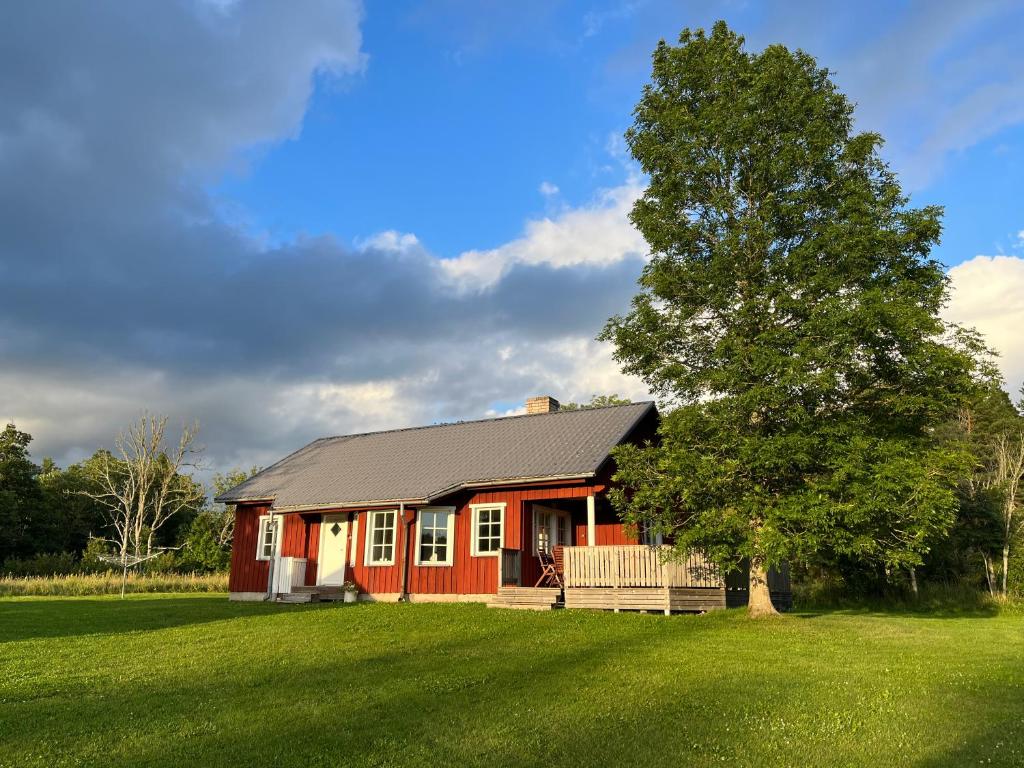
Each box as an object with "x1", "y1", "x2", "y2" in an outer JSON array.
[{"x1": 526, "y1": 395, "x2": 560, "y2": 414}]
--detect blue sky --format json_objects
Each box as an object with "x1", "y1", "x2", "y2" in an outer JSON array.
[
  {"x1": 2, "y1": 0, "x2": 1023, "y2": 472},
  {"x1": 215, "y1": 1, "x2": 1024, "y2": 264}
]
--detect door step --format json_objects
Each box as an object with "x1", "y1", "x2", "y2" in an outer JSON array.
[{"x1": 487, "y1": 587, "x2": 562, "y2": 611}]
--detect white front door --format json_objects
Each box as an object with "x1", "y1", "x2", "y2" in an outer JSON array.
[{"x1": 318, "y1": 514, "x2": 349, "y2": 586}]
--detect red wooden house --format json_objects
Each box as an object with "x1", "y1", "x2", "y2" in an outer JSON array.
[{"x1": 218, "y1": 397, "x2": 747, "y2": 612}]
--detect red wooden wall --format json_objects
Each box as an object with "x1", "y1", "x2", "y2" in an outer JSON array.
[{"x1": 229, "y1": 482, "x2": 636, "y2": 596}]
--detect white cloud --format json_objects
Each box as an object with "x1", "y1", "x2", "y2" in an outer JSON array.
[
  {"x1": 441, "y1": 181, "x2": 647, "y2": 291},
  {"x1": 946, "y1": 254, "x2": 1024, "y2": 389},
  {"x1": 356, "y1": 230, "x2": 421, "y2": 253},
  {"x1": 538, "y1": 180, "x2": 559, "y2": 197}
]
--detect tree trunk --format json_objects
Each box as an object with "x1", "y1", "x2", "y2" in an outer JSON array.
[
  {"x1": 747, "y1": 560, "x2": 779, "y2": 618},
  {"x1": 908, "y1": 566, "x2": 918, "y2": 598},
  {"x1": 1002, "y1": 544, "x2": 1010, "y2": 598},
  {"x1": 982, "y1": 553, "x2": 996, "y2": 598}
]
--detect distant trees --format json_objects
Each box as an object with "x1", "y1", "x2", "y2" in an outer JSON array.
[
  {"x1": 0, "y1": 417, "x2": 254, "y2": 577},
  {"x1": 940, "y1": 382, "x2": 1024, "y2": 597},
  {"x1": 0, "y1": 423, "x2": 44, "y2": 563},
  {"x1": 560, "y1": 394, "x2": 632, "y2": 411},
  {"x1": 178, "y1": 467, "x2": 260, "y2": 572},
  {"x1": 601, "y1": 23, "x2": 982, "y2": 615}
]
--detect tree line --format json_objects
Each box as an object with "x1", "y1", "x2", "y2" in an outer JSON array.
[{"x1": 0, "y1": 417, "x2": 257, "y2": 576}]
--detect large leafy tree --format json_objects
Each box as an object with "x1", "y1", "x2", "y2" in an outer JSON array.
[{"x1": 601, "y1": 23, "x2": 981, "y2": 615}]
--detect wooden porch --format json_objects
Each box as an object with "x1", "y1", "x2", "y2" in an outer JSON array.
[{"x1": 491, "y1": 544, "x2": 726, "y2": 614}]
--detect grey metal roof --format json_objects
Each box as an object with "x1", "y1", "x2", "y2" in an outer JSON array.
[{"x1": 216, "y1": 401, "x2": 655, "y2": 511}]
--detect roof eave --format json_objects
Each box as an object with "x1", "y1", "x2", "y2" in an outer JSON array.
[
  {"x1": 236, "y1": 473, "x2": 599, "y2": 514},
  {"x1": 426, "y1": 473, "x2": 595, "y2": 501},
  {"x1": 215, "y1": 495, "x2": 275, "y2": 505}
]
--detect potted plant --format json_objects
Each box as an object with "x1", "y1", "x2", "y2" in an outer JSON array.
[{"x1": 342, "y1": 581, "x2": 359, "y2": 604}]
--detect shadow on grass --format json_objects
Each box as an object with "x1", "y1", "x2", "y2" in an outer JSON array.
[
  {"x1": 789, "y1": 603, "x2": 1002, "y2": 620},
  {"x1": 0, "y1": 595, "x2": 319, "y2": 643},
  {"x1": 6, "y1": 602, "x2": 1021, "y2": 767}
]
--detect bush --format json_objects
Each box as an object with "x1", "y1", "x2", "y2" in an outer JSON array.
[
  {"x1": 793, "y1": 576, "x2": 1011, "y2": 614},
  {"x1": 1, "y1": 551, "x2": 78, "y2": 577}
]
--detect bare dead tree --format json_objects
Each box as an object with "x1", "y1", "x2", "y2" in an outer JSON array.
[
  {"x1": 987, "y1": 432, "x2": 1024, "y2": 597},
  {"x1": 85, "y1": 414, "x2": 204, "y2": 563}
]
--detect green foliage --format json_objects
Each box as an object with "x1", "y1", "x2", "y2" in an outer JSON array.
[
  {"x1": 0, "y1": 551, "x2": 78, "y2": 578},
  {"x1": 80, "y1": 536, "x2": 113, "y2": 572},
  {"x1": 2, "y1": 599, "x2": 1024, "y2": 766},
  {"x1": 793, "y1": 575, "x2": 1003, "y2": 615},
  {"x1": 0, "y1": 423, "x2": 43, "y2": 562},
  {"x1": 177, "y1": 513, "x2": 231, "y2": 573},
  {"x1": 37, "y1": 454, "x2": 108, "y2": 554},
  {"x1": 601, "y1": 23, "x2": 981, "y2": 582},
  {"x1": 559, "y1": 394, "x2": 632, "y2": 411},
  {"x1": 931, "y1": 380, "x2": 1023, "y2": 588}
]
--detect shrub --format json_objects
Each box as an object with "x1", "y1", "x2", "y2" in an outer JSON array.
[{"x1": 1, "y1": 551, "x2": 78, "y2": 577}]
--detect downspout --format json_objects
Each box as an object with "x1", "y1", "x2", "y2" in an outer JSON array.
[
  {"x1": 265, "y1": 510, "x2": 278, "y2": 601},
  {"x1": 398, "y1": 502, "x2": 412, "y2": 602}
]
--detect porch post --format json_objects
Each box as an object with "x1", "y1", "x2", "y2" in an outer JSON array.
[{"x1": 586, "y1": 494, "x2": 596, "y2": 547}]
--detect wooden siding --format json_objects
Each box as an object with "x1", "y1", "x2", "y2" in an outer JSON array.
[
  {"x1": 229, "y1": 483, "x2": 626, "y2": 596},
  {"x1": 228, "y1": 503, "x2": 270, "y2": 593}
]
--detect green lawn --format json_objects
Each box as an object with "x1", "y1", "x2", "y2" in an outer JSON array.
[{"x1": 2, "y1": 596, "x2": 1023, "y2": 767}]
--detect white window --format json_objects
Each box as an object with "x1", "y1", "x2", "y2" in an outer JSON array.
[
  {"x1": 415, "y1": 507, "x2": 455, "y2": 566},
  {"x1": 638, "y1": 520, "x2": 664, "y2": 547},
  {"x1": 470, "y1": 504, "x2": 505, "y2": 556},
  {"x1": 255, "y1": 515, "x2": 278, "y2": 561},
  {"x1": 365, "y1": 510, "x2": 397, "y2": 566}
]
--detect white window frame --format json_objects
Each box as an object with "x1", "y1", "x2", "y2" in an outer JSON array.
[
  {"x1": 364, "y1": 509, "x2": 398, "y2": 566},
  {"x1": 638, "y1": 520, "x2": 664, "y2": 547},
  {"x1": 470, "y1": 503, "x2": 506, "y2": 557},
  {"x1": 414, "y1": 506, "x2": 456, "y2": 566},
  {"x1": 255, "y1": 514, "x2": 279, "y2": 561}
]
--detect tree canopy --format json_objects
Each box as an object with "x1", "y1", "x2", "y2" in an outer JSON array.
[{"x1": 601, "y1": 22, "x2": 984, "y2": 614}]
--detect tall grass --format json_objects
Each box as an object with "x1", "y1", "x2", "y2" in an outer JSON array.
[{"x1": 0, "y1": 571, "x2": 228, "y2": 597}]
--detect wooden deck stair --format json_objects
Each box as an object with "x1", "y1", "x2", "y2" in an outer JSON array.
[
  {"x1": 487, "y1": 587, "x2": 562, "y2": 611},
  {"x1": 276, "y1": 586, "x2": 345, "y2": 604}
]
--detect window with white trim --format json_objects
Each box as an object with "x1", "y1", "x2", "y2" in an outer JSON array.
[
  {"x1": 255, "y1": 515, "x2": 278, "y2": 561},
  {"x1": 471, "y1": 504, "x2": 505, "y2": 556},
  {"x1": 638, "y1": 520, "x2": 663, "y2": 547},
  {"x1": 365, "y1": 510, "x2": 397, "y2": 566},
  {"x1": 415, "y1": 507, "x2": 455, "y2": 566}
]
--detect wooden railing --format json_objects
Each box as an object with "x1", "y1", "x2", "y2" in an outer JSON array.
[
  {"x1": 562, "y1": 546, "x2": 721, "y2": 589},
  {"x1": 497, "y1": 548, "x2": 522, "y2": 587}
]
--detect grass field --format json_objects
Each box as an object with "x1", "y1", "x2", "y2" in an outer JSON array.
[{"x1": 2, "y1": 596, "x2": 1023, "y2": 767}]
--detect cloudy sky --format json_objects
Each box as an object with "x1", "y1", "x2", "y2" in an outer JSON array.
[{"x1": 2, "y1": 0, "x2": 1023, "y2": 475}]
